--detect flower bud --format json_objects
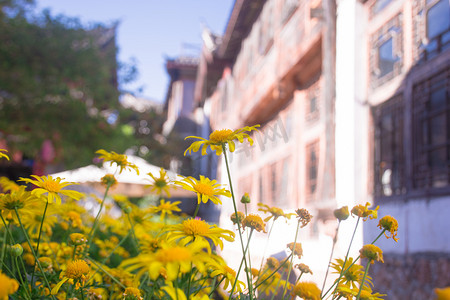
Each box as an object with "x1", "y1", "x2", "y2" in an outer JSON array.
[
  {"x1": 10, "y1": 244, "x2": 23, "y2": 257},
  {"x1": 240, "y1": 193, "x2": 251, "y2": 204},
  {"x1": 334, "y1": 206, "x2": 349, "y2": 221}
]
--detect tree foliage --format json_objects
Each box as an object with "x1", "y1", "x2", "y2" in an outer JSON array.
[{"x1": 0, "y1": 1, "x2": 136, "y2": 169}]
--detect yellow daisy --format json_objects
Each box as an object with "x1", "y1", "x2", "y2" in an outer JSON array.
[
  {"x1": 377, "y1": 215, "x2": 399, "y2": 242},
  {"x1": 0, "y1": 176, "x2": 20, "y2": 192},
  {"x1": 331, "y1": 257, "x2": 372, "y2": 289},
  {"x1": 184, "y1": 125, "x2": 260, "y2": 156},
  {"x1": 258, "y1": 203, "x2": 295, "y2": 222},
  {"x1": 0, "y1": 271, "x2": 19, "y2": 299},
  {"x1": 359, "y1": 244, "x2": 384, "y2": 264},
  {"x1": 242, "y1": 214, "x2": 266, "y2": 232},
  {"x1": 0, "y1": 186, "x2": 38, "y2": 222},
  {"x1": 123, "y1": 287, "x2": 143, "y2": 300},
  {"x1": 149, "y1": 199, "x2": 181, "y2": 221},
  {"x1": 0, "y1": 149, "x2": 9, "y2": 161},
  {"x1": 175, "y1": 175, "x2": 231, "y2": 205},
  {"x1": 209, "y1": 257, "x2": 246, "y2": 294},
  {"x1": 146, "y1": 168, "x2": 172, "y2": 197},
  {"x1": 164, "y1": 218, "x2": 235, "y2": 251},
  {"x1": 291, "y1": 281, "x2": 321, "y2": 300},
  {"x1": 95, "y1": 149, "x2": 139, "y2": 175},
  {"x1": 351, "y1": 202, "x2": 379, "y2": 221},
  {"x1": 51, "y1": 259, "x2": 90, "y2": 295},
  {"x1": 435, "y1": 287, "x2": 450, "y2": 300},
  {"x1": 19, "y1": 175, "x2": 83, "y2": 204},
  {"x1": 120, "y1": 241, "x2": 210, "y2": 281}
]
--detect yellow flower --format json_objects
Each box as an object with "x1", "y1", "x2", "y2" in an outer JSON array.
[
  {"x1": 334, "y1": 206, "x2": 350, "y2": 221},
  {"x1": 19, "y1": 175, "x2": 83, "y2": 204},
  {"x1": 0, "y1": 149, "x2": 9, "y2": 161},
  {"x1": 149, "y1": 199, "x2": 181, "y2": 221},
  {"x1": 230, "y1": 211, "x2": 245, "y2": 227},
  {"x1": 70, "y1": 233, "x2": 87, "y2": 245},
  {"x1": 296, "y1": 208, "x2": 313, "y2": 227},
  {"x1": 295, "y1": 263, "x2": 313, "y2": 275},
  {"x1": 21, "y1": 206, "x2": 58, "y2": 236},
  {"x1": 0, "y1": 186, "x2": 38, "y2": 222},
  {"x1": 291, "y1": 281, "x2": 321, "y2": 300},
  {"x1": 161, "y1": 282, "x2": 211, "y2": 300},
  {"x1": 175, "y1": 175, "x2": 231, "y2": 205},
  {"x1": 435, "y1": 287, "x2": 450, "y2": 300},
  {"x1": 287, "y1": 242, "x2": 303, "y2": 258},
  {"x1": 0, "y1": 176, "x2": 20, "y2": 192},
  {"x1": 357, "y1": 287, "x2": 386, "y2": 300},
  {"x1": 120, "y1": 241, "x2": 210, "y2": 281},
  {"x1": 242, "y1": 214, "x2": 266, "y2": 232},
  {"x1": 258, "y1": 203, "x2": 295, "y2": 222},
  {"x1": 209, "y1": 258, "x2": 246, "y2": 294},
  {"x1": 146, "y1": 168, "x2": 172, "y2": 197},
  {"x1": 184, "y1": 125, "x2": 260, "y2": 156},
  {"x1": 359, "y1": 244, "x2": 384, "y2": 264},
  {"x1": 331, "y1": 257, "x2": 372, "y2": 289},
  {"x1": 101, "y1": 174, "x2": 118, "y2": 188},
  {"x1": 377, "y1": 215, "x2": 399, "y2": 242},
  {"x1": 351, "y1": 202, "x2": 379, "y2": 221},
  {"x1": 0, "y1": 271, "x2": 19, "y2": 299},
  {"x1": 123, "y1": 287, "x2": 143, "y2": 300},
  {"x1": 164, "y1": 218, "x2": 235, "y2": 251},
  {"x1": 51, "y1": 260, "x2": 90, "y2": 295},
  {"x1": 96, "y1": 149, "x2": 139, "y2": 175}
]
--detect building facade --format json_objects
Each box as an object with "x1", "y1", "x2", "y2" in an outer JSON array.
[{"x1": 191, "y1": 0, "x2": 450, "y2": 297}]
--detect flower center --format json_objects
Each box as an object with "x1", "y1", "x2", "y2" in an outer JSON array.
[
  {"x1": 155, "y1": 179, "x2": 167, "y2": 188},
  {"x1": 65, "y1": 260, "x2": 90, "y2": 279},
  {"x1": 42, "y1": 180, "x2": 61, "y2": 192},
  {"x1": 156, "y1": 247, "x2": 191, "y2": 262},
  {"x1": 209, "y1": 129, "x2": 233, "y2": 143},
  {"x1": 193, "y1": 183, "x2": 214, "y2": 196},
  {"x1": 182, "y1": 219, "x2": 210, "y2": 236}
]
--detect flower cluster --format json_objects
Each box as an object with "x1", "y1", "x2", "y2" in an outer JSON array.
[{"x1": 0, "y1": 134, "x2": 399, "y2": 300}]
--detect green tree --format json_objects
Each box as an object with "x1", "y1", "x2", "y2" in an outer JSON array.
[{"x1": 0, "y1": 1, "x2": 136, "y2": 169}]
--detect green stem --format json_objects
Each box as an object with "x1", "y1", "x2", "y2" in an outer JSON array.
[
  {"x1": 321, "y1": 229, "x2": 386, "y2": 299},
  {"x1": 295, "y1": 272, "x2": 304, "y2": 285},
  {"x1": 257, "y1": 220, "x2": 276, "y2": 279},
  {"x1": 31, "y1": 201, "x2": 48, "y2": 287},
  {"x1": 254, "y1": 254, "x2": 292, "y2": 290},
  {"x1": 223, "y1": 146, "x2": 254, "y2": 299},
  {"x1": 14, "y1": 208, "x2": 56, "y2": 300},
  {"x1": 193, "y1": 202, "x2": 201, "y2": 218},
  {"x1": 0, "y1": 225, "x2": 7, "y2": 270},
  {"x1": 87, "y1": 257, "x2": 126, "y2": 289},
  {"x1": 208, "y1": 277, "x2": 225, "y2": 297},
  {"x1": 229, "y1": 229, "x2": 254, "y2": 298},
  {"x1": 15, "y1": 256, "x2": 32, "y2": 300},
  {"x1": 321, "y1": 221, "x2": 341, "y2": 297},
  {"x1": 281, "y1": 220, "x2": 301, "y2": 300},
  {"x1": 126, "y1": 214, "x2": 140, "y2": 250},
  {"x1": 86, "y1": 183, "x2": 111, "y2": 254},
  {"x1": 356, "y1": 262, "x2": 371, "y2": 300}
]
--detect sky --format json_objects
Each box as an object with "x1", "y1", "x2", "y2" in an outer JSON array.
[{"x1": 34, "y1": 0, "x2": 234, "y2": 103}]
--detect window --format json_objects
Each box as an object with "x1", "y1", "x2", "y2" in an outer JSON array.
[
  {"x1": 378, "y1": 38, "x2": 398, "y2": 77},
  {"x1": 306, "y1": 140, "x2": 319, "y2": 198},
  {"x1": 374, "y1": 95, "x2": 405, "y2": 197},
  {"x1": 374, "y1": 67, "x2": 450, "y2": 200},
  {"x1": 306, "y1": 81, "x2": 320, "y2": 122},
  {"x1": 414, "y1": 0, "x2": 450, "y2": 61},
  {"x1": 413, "y1": 70, "x2": 450, "y2": 189},
  {"x1": 370, "y1": 14, "x2": 403, "y2": 87}
]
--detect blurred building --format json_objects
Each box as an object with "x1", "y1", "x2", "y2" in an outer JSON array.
[{"x1": 189, "y1": 0, "x2": 449, "y2": 298}]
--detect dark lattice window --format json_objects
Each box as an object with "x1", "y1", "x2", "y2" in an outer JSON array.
[
  {"x1": 306, "y1": 140, "x2": 319, "y2": 198},
  {"x1": 413, "y1": 69, "x2": 450, "y2": 189},
  {"x1": 374, "y1": 95, "x2": 405, "y2": 197}
]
